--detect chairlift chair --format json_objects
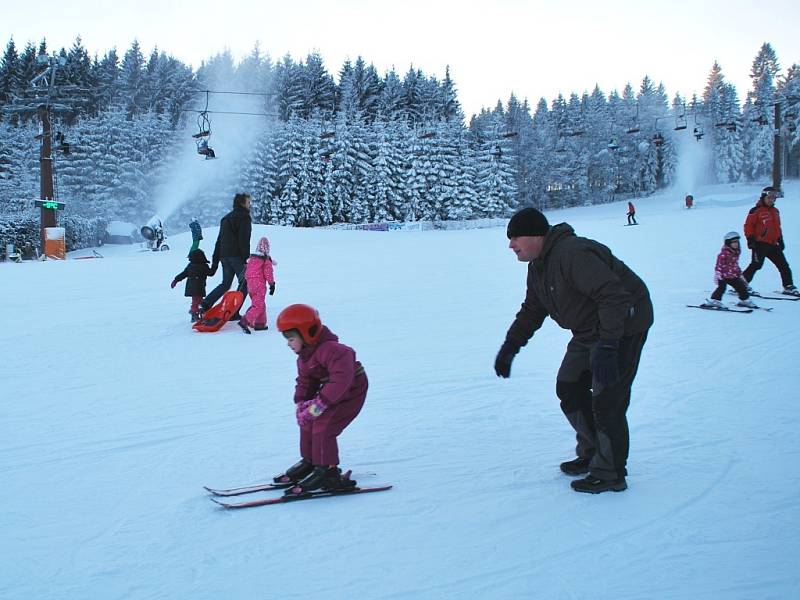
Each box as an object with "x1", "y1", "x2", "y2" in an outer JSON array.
[
  {"x1": 692, "y1": 113, "x2": 705, "y2": 140},
  {"x1": 193, "y1": 92, "x2": 217, "y2": 159},
  {"x1": 625, "y1": 104, "x2": 640, "y2": 134}
]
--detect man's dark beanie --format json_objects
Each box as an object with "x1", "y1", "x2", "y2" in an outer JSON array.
[{"x1": 507, "y1": 207, "x2": 550, "y2": 239}]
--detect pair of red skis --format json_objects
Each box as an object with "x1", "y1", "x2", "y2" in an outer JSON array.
[{"x1": 205, "y1": 473, "x2": 392, "y2": 509}]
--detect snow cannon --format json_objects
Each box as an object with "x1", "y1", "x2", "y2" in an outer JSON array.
[{"x1": 140, "y1": 215, "x2": 169, "y2": 251}]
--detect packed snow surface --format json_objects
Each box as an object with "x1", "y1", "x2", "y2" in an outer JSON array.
[{"x1": 2, "y1": 182, "x2": 798, "y2": 599}]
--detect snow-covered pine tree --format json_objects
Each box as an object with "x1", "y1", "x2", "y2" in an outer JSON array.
[
  {"x1": 504, "y1": 93, "x2": 535, "y2": 207},
  {"x1": 297, "y1": 52, "x2": 336, "y2": 120},
  {"x1": 778, "y1": 64, "x2": 800, "y2": 177},
  {"x1": 120, "y1": 40, "x2": 147, "y2": 119},
  {"x1": 743, "y1": 43, "x2": 779, "y2": 180},
  {"x1": 0, "y1": 38, "x2": 21, "y2": 109},
  {"x1": 378, "y1": 68, "x2": 404, "y2": 121}
]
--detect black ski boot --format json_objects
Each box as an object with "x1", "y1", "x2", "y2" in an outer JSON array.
[
  {"x1": 273, "y1": 458, "x2": 314, "y2": 484},
  {"x1": 560, "y1": 457, "x2": 591, "y2": 476},
  {"x1": 570, "y1": 475, "x2": 627, "y2": 494},
  {"x1": 285, "y1": 466, "x2": 357, "y2": 496},
  {"x1": 238, "y1": 317, "x2": 251, "y2": 334}
]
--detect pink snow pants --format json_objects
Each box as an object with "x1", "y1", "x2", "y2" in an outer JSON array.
[
  {"x1": 299, "y1": 374, "x2": 368, "y2": 466},
  {"x1": 244, "y1": 276, "x2": 268, "y2": 328}
]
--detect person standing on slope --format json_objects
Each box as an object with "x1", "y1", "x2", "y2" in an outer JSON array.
[
  {"x1": 239, "y1": 236, "x2": 277, "y2": 334},
  {"x1": 626, "y1": 201, "x2": 637, "y2": 225},
  {"x1": 494, "y1": 207, "x2": 653, "y2": 494},
  {"x1": 742, "y1": 186, "x2": 798, "y2": 296},
  {"x1": 201, "y1": 193, "x2": 253, "y2": 319}
]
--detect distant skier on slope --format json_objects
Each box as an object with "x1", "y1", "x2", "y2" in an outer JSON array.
[
  {"x1": 494, "y1": 208, "x2": 653, "y2": 494},
  {"x1": 626, "y1": 201, "x2": 637, "y2": 225},
  {"x1": 274, "y1": 304, "x2": 367, "y2": 496},
  {"x1": 701, "y1": 232, "x2": 757, "y2": 309},
  {"x1": 742, "y1": 186, "x2": 798, "y2": 296}
]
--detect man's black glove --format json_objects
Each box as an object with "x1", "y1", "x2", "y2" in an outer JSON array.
[
  {"x1": 269, "y1": 282, "x2": 275, "y2": 295},
  {"x1": 494, "y1": 340, "x2": 521, "y2": 378},
  {"x1": 746, "y1": 237, "x2": 755, "y2": 250},
  {"x1": 209, "y1": 260, "x2": 219, "y2": 276},
  {"x1": 778, "y1": 237, "x2": 785, "y2": 251},
  {"x1": 590, "y1": 339, "x2": 620, "y2": 388}
]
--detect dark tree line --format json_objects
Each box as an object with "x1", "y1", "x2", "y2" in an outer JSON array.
[{"x1": 1, "y1": 37, "x2": 798, "y2": 235}]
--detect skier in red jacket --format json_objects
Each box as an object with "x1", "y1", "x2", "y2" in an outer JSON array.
[
  {"x1": 742, "y1": 186, "x2": 797, "y2": 296},
  {"x1": 626, "y1": 202, "x2": 637, "y2": 225}
]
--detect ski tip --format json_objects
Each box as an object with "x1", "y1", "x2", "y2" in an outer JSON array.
[{"x1": 209, "y1": 497, "x2": 232, "y2": 508}]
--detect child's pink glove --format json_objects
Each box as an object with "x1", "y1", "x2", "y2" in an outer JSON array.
[{"x1": 296, "y1": 398, "x2": 328, "y2": 427}]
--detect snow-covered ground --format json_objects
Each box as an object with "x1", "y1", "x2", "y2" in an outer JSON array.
[{"x1": 2, "y1": 182, "x2": 799, "y2": 599}]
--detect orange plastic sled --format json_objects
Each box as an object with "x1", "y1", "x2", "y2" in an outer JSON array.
[{"x1": 192, "y1": 290, "x2": 244, "y2": 332}]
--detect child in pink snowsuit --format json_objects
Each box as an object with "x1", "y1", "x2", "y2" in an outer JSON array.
[
  {"x1": 704, "y1": 231, "x2": 755, "y2": 308},
  {"x1": 273, "y1": 303, "x2": 367, "y2": 496},
  {"x1": 239, "y1": 237, "x2": 276, "y2": 334}
]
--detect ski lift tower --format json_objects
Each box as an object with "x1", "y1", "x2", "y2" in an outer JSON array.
[{"x1": 2, "y1": 52, "x2": 86, "y2": 250}]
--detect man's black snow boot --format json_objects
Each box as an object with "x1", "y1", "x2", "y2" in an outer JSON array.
[
  {"x1": 560, "y1": 457, "x2": 591, "y2": 476},
  {"x1": 273, "y1": 458, "x2": 314, "y2": 484},
  {"x1": 570, "y1": 475, "x2": 627, "y2": 494},
  {"x1": 285, "y1": 466, "x2": 357, "y2": 495}
]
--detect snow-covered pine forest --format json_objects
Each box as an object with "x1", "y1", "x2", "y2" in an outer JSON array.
[{"x1": 1, "y1": 37, "x2": 799, "y2": 248}]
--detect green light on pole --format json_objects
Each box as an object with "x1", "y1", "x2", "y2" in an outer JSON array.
[{"x1": 34, "y1": 199, "x2": 66, "y2": 210}]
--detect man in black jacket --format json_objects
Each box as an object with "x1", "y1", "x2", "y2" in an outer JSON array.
[
  {"x1": 495, "y1": 207, "x2": 653, "y2": 494},
  {"x1": 201, "y1": 193, "x2": 253, "y2": 317}
]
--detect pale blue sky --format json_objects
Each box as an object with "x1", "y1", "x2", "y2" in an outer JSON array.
[{"x1": 2, "y1": 0, "x2": 798, "y2": 116}]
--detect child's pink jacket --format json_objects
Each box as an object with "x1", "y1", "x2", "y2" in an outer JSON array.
[{"x1": 714, "y1": 245, "x2": 742, "y2": 283}]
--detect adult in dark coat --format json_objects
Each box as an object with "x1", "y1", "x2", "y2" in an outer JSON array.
[
  {"x1": 201, "y1": 193, "x2": 253, "y2": 316},
  {"x1": 494, "y1": 207, "x2": 653, "y2": 494}
]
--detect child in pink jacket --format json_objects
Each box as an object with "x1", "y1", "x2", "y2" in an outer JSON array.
[
  {"x1": 239, "y1": 237, "x2": 276, "y2": 334},
  {"x1": 703, "y1": 231, "x2": 756, "y2": 308}
]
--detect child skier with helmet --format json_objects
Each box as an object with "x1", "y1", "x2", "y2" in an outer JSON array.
[
  {"x1": 238, "y1": 236, "x2": 277, "y2": 334},
  {"x1": 274, "y1": 303, "x2": 367, "y2": 496},
  {"x1": 703, "y1": 231, "x2": 757, "y2": 309}
]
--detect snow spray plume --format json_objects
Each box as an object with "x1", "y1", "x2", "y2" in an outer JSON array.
[
  {"x1": 670, "y1": 131, "x2": 711, "y2": 199},
  {"x1": 150, "y1": 81, "x2": 267, "y2": 226}
]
